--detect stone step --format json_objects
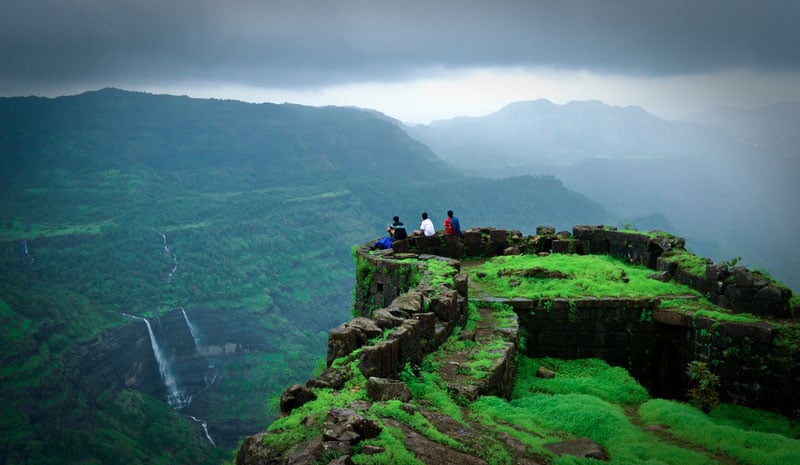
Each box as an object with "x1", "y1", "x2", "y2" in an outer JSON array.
[{"x1": 434, "y1": 306, "x2": 519, "y2": 401}]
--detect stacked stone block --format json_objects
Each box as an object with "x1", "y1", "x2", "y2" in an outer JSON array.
[{"x1": 330, "y1": 248, "x2": 469, "y2": 382}]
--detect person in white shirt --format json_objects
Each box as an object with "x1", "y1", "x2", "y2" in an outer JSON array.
[{"x1": 414, "y1": 212, "x2": 435, "y2": 236}]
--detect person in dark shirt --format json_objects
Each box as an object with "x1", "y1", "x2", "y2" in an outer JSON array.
[
  {"x1": 387, "y1": 216, "x2": 408, "y2": 240},
  {"x1": 443, "y1": 210, "x2": 463, "y2": 238}
]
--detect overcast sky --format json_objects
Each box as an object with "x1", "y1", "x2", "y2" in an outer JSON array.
[{"x1": 2, "y1": 0, "x2": 799, "y2": 123}]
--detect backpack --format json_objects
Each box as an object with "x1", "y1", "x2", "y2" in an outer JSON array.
[{"x1": 375, "y1": 237, "x2": 393, "y2": 250}]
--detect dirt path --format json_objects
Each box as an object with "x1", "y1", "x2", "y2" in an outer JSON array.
[{"x1": 622, "y1": 404, "x2": 739, "y2": 465}]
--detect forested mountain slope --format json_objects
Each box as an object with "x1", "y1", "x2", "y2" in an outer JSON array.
[{"x1": 0, "y1": 89, "x2": 607, "y2": 464}]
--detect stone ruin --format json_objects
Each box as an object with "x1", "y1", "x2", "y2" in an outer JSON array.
[
  {"x1": 236, "y1": 224, "x2": 800, "y2": 465},
  {"x1": 355, "y1": 224, "x2": 799, "y2": 416}
]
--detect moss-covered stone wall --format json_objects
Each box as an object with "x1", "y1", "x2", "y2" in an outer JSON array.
[{"x1": 353, "y1": 225, "x2": 799, "y2": 418}]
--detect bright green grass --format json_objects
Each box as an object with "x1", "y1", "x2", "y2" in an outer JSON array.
[
  {"x1": 513, "y1": 357, "x2": 650, "y2": 404},
  {"x1": 423, "y1": 258, "x2": 458, "y2": 290},
  {"x1": 657, "y1": 249, "x2": 708, "y2": 276},
  {"x1": 470, "y1": 254, "x2": 698, "y2": 299},
  {"x1": 658, "y1": 299, "x2": 761, "y2": 323},
  {"x1": 370, "y1": 400, "x2": 465, "y2": 451},
  {"x1": 709, "y1": 403, "x2": 800, "y2": 439},
  {"x1": 639, "y1": 399, "x2": 800, "y2": 465},
  {"x1": 614, "y1": 228, "x2": 677, "y2": 240},
  {"x1": 473, "y1": 394, "x2": 717, "y2": 465},
  {"x1": 400, "y1": 366, "x2": 464, "y2": 423},
  {"x1": 264, "y1": 358, "x2": 368, "y2": 451},
  {"x1": 353, "y1": 427, "x2": 424, "y2": 465},
  {"x1": 264, "y1": 385, "x2": 367, "y2": 452}
]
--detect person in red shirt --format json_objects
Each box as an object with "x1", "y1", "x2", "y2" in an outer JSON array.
[{"x1": 443, "y1": 210, "x2": 463, "y2": 238}]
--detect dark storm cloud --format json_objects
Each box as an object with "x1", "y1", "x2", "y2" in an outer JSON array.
[{"x1": 1, "y1": 0, "x2": 798, "y2": 93}]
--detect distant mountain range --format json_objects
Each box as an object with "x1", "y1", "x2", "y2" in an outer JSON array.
[
  {"x1": 406, "y1": 99, "x2": 755, "y2": 170},
  {"x1": 405, "y1": 99, "x2": 800, "y2": 290}
]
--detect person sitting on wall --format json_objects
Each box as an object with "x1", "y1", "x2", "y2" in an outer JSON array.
[
  {"x1": 387, "y1": 216, "x2": 408, "y2": 240},
  {"x1": 443, "y1": 210, "x2": 463, "y2": 238},
  {"x1": 413, "y1": 212, "x2": 435, "y2": 236}
]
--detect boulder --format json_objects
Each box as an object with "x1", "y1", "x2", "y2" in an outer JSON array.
[
  {"x1": 733, "y1": 267, "x2": 754, "y2": 287},
  {"x1": 345, "y1": 317, "x2": 383, "y2": 344},
  {"x1": 389, "y1": 291, "x2": 424, "y2": 314},
  {"x1": 306, "y1": 367, "x2": 347, "y2": 390},
  {"x1": 235, "y1": 432, "x2": 281, "y2": 465},
  {"x1": 323, "y1": 408, "x2": 381, "y2": 445},
  {"x1": 648, "y1": 271, "x2": 671, "y2": 282},
  {"x1": 359, "y1": 445, "x2": 385, "y2": 455},
  {"x1": 366, "y1": 377, "x2": 413, "y2": 402},
  {"x1": 283, "y1": 437, "x2": 323, "y2": 465},
  {"x1": 544, "y1": 438, "x2": 609, "y2": 461},
  {"x1": 327, "y1": 326, "x2": 359, "y2": 365},
  {"x1": 536, "y1": 366, "x2": 555, "y2": 379},
  {"x1": 454, "y1": 273, "x2": 469, "y2": 296},
  {"x1": 328, "y1": 456, "x2": 354, "y2": 465},
  {"x1": 706, "y1": 264, "x2": 728, "y2": 281},
  {"x1": 372, "y1": 309, "x2": 406, "y2": 329},
  {"x1": 321, "y1": 440, "x2": 352, "y2": 458},
  {"x1": 280, "y1": 384, "x2": 317, "y2": 414}
]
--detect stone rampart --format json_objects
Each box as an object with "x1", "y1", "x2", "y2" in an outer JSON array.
[
  {"x1": 392, "y1": 225, "x2": 796, "y2": 318},
  {"x1": 356, "y1": 226, "x2": 799, "y2": 417},
  {"x1": 237, "y1": 225, "x2": 800, "y2": 464},
  {"x1": 283, "y1": 227, "x2": 799, "y2": 418}
]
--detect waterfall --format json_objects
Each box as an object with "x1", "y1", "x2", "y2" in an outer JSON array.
[
  {"x1": 181, "y1": 307, "x2": 203, "y2": 353},
  {"x1": 187, "y1": 415, "x2": 216, "y2": 447},
  {"x1": 22, "y1": 240, "x2": 28, "y2": 255},
  {"x1": 180, "y1": 307, "x2": 220, "y2": 390},
  {"x1": 128, "y1": 314, "x2": 192, "y2": 409},
  {"x1": 162, "y1": 233, "x2": 178, "y2": 283},
  {"x1": 166, "y1": 253, "x2": 178, "y2": 283}
]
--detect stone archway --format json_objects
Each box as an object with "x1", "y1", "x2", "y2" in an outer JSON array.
[{"x1": 650, "y1": 338, "x2": 686, "y2": 400}]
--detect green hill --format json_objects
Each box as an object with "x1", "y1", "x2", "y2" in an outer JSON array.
[{"x1": 0, "y1": 89, "x2": 608, "y2": 464}]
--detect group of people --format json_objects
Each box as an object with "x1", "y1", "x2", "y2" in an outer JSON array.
[
  {"x1": 374, "y1": 210, "x2": 464, "y2": 250},
  {"x1": 386, "y1": 210, "x2": 463, "y2": 240}
]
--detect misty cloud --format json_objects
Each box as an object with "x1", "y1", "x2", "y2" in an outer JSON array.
[{"x1": 2, "y1": 0, "x2": 799, "y2": 93}]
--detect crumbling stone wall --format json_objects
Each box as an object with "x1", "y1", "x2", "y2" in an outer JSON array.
[
  {"x1": 381, "y1": 225, "x2": 799, "y2": 418},
  {"x1": 497, "y1": 294, "x2": 800, "y2": 418},
  {"x1": 567, "y1": 225, "x2": 796, "y2": 318},
  {"x1": 651, "y1": 308, "x2": 799, "y2": 417},
  {"x1": 392, "y1": 225, "x2": 797, "y2": 319},
  {"x1": 328, "y1": 246, "x2": 469, "y2": 383},
  {"x1": 301, "y1": 225, "x2": 798, "y2": 418}
]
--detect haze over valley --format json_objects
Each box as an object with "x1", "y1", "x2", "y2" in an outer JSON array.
[{"x1": 407, "y1": 99, "x2": 800, "y2": 289}]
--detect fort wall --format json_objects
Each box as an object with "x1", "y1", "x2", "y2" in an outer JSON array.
[
  {"x1": 350, "y1": 225, "x2": 799, "y2": 417},
  {"x1": 238, "y1": 225, "x2": 800, "y2": 464}
]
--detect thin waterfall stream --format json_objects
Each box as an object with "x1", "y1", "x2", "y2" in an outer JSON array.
[
  {"x1": 125, "y1": 314, "x2": 191, "y2": 409},
  {"x1": 181, "y1": 307, "x2": 203, "y2": 353},
  {"x1": 188, "y1": 415, "x2": 217, "y2": 447},
  {"x1": 162, "y1": 232, "x2": 178, "y2": 283}
]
